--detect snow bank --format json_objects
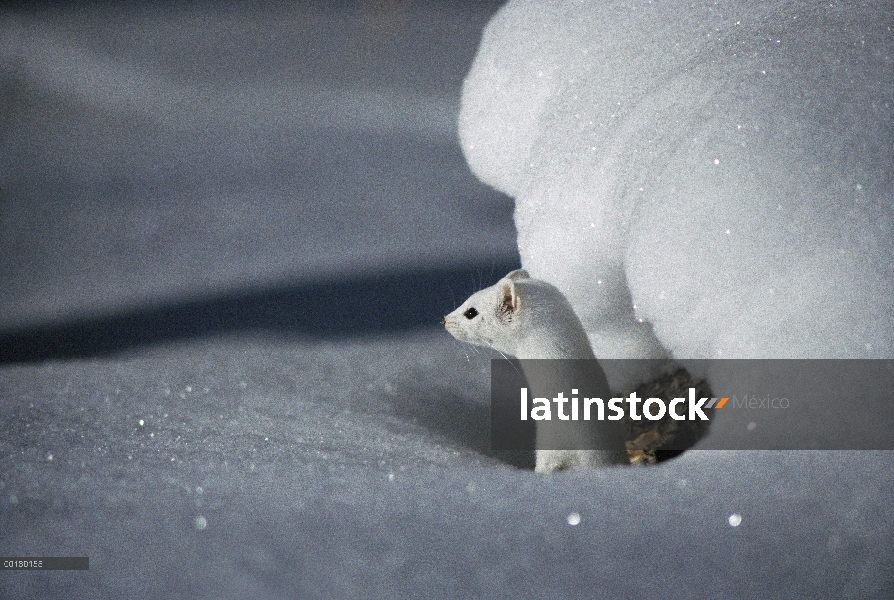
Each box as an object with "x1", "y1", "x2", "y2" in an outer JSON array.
[{"x1": 459, "y1": 0, "x2": 893, "y2": 367}]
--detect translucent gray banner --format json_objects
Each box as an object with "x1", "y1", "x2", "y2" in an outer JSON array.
[{"x1": 491, "y1": 359, "x2": 894, "y2": 451}]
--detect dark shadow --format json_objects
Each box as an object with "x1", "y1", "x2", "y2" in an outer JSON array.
[
  {"x1": 624, "y1": 367, "x2": 715, "y2": 464},
  {"x1": 0, "y1": 260, "x2": 520, "y2": 364}
]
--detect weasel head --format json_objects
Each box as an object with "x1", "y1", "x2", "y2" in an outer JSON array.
[
  {"x1": 443, "y1": 269, "x2": 596, "y2": 359},
  {"x1": 442, "y1": 269, "x2": 529, "y2": 356}
]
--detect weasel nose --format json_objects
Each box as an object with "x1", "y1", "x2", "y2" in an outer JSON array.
[{"x1": 440, "y1": 317, "x2": 446, "y2": 326}]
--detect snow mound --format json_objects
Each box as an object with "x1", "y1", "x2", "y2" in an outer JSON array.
[{"x1": 459, "y1": 0, "x2": 893, "y2": 366}]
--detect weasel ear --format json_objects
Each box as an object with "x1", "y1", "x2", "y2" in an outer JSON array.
[
  {"x1": 500, "y1": 279, "x2": 520, "y2": 317},
  {"x1": 505, "y1": 269, "x2": 530, "y2": 281}
]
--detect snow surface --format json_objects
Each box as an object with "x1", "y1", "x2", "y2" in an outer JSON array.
[
  {"x1": 0, "y1": 1, "x2": 516, "y2": 329},
  {"x1": 1, "y1": 1, "x2": 892, "y2": 598},
  {"x1": 2, "y1": 333, "x2": 892, "y2": 599}
]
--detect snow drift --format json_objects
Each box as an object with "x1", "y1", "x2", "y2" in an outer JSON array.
[{"x1": 458, "y1": 0, "x2": 893, "y2": 365}]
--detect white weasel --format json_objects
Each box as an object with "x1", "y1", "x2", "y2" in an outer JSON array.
[{"x1": 443, "y1": 269, "x2": 627, "y2": 473}]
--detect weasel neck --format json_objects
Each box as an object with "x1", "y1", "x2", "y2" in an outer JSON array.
[{"x1": 514, "y1": 329, "x2": 596, "y2": 360}]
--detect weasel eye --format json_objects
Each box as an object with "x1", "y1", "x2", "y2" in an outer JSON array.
[{"x1": 463, "y1": 307, "x2": 479, "y2": 319}]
